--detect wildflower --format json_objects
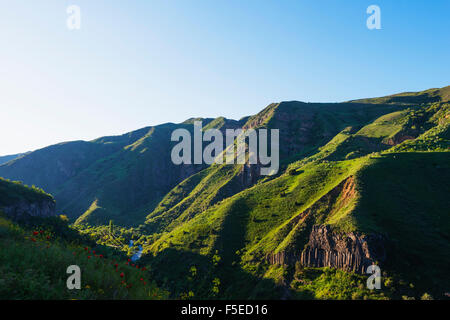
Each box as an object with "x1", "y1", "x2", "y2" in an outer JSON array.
[
  {"x1": 127, "y1": 259, "x2": 131, "y2": 262},
  {"x1": 92, "y1": 250, "x2": 95, "y2": 254},
  {"x1": 33, "y1": 231, "x2": 39, "y2": 236},
  {"x1": 114, "y1": 264, "x2": 118, "y2": 268},
  {"x1": 140, "y1": 278, "x2": 143, "y2": 281},
  {"x1": 31, "y1": 238, "x2": 36, "y2": 242},
  {"x1": 84, "y1": 247, "x2": 88, "y2": 251},
  {"x1": 120, "y1": 272, "x2": 124, "y2": 278},
  {"x1": 99, "y1": 254, "x2": 103, "y2": 258},
  {"x1": 88, "y1": 256, "x2": 91, "y2": 259},
  {"x1": 40, "y1": 230, "x2": 44, "y2": 234},
  {"x1": 46, "y1": 236, "x2": 50, "y2": 240}
]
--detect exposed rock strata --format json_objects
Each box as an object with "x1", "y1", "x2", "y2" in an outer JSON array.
[
  {"x1": 268, "y1": 225, "x2": 386, "y2": 274},
  {"x1": 1, "y1": 199, "x2": 56, "y2": 219},
  {"x1": 300, "y1": 225, "x2": 386, "y2": 273}
]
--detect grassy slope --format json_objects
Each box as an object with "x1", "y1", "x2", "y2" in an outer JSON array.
[
  {"x1": 0, "y1": 179, "x2": 167, "y2": 299},
  {"x1": 348, "y1": 85, "x2": 450, "y2": 104},
  {"x1": 0, "y1": 215, "x2": 167, "y2": 299}
]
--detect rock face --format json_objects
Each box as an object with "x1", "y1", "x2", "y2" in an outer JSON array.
[
  {"x1": 385, "y1": 133, "x2": 416, "y2": 146},
  {"x1": 1, "y1": 199, "x2": 56, "y2": 220},
  {"x1": 267, "y1": 250, "x2": 300, "y2": 266},
  {"x1": 300, "y1": 225, "x2": 386, "y2": 273}
]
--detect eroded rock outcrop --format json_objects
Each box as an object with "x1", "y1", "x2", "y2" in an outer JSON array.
[
  {"x1": 1, "y1": 199, "x2": 56, "y2": 220},
  {"x1": 300, "y1": 225, "x2": 386, "y2": 273},
  {"x1": 385, "y1": 133, "x2": 416, "y2": 146}
]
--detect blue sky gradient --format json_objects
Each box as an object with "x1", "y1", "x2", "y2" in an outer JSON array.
[{"x1": 0, "y1": 0, "x2": 449, "y2": 154}]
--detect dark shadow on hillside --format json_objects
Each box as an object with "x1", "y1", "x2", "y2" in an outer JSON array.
[
  {"x1": 141, "y1": 247, "x2": 312, "y2": 300},
  {"x1": 353, "y1": 152, "x2": 450, "y2": 297}
]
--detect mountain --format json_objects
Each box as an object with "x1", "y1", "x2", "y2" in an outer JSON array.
[
  {"x1": 0, "y1": 152, "x2": 28, "y2": 166},
  {"x1": 136, "y1": 87, "x2": 449, "y2": 299},
  {"x1": 0, "y1": 85, "x2": 449, "y2": 299},
  {"x1": 0, "y1": 121, "x2": 230, "y2": 226}
]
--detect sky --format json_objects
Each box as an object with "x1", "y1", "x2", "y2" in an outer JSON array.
[{"x1": 0, "y1": 0, "x2": 449, "y2": 155}]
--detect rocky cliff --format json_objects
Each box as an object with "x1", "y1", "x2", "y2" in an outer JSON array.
[
  {"x1": 299, "y1": 225, "x2": 386, "y2": 273},
  {"x1": 267, "y1": 224, "x2": 386, "y2": 273},
  {"x1": 1, "y1": 199, "x2": 56, "y2": 220}
]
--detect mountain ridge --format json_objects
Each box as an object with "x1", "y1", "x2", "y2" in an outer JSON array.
[{"x1": 0, "y1": 86, "x2": 447, "y2": 228}]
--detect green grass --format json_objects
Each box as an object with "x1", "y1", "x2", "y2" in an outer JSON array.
[
  {"x1": 0, "y1": 214, "x2": 168, "y2": 299},
  {"x1": 290, "y1": 268, "x2": 388, "y2": 300}
]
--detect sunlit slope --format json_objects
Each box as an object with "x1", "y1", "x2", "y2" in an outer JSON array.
[
  {"x1": 348, "y1": 85, "x2": 450, "y2": 104},
  {"x1": 141, "y1": 100, "x2": 407, "y2": 235},
  {"x1": 144, "y1": 157, "x2": 367, "y2": 255}
]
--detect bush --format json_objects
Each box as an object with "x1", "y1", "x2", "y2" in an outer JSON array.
[{"x1": 420, "y1": 293, "x2": 433, "y2": 300}]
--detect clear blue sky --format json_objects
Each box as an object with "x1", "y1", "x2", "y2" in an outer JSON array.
[{"x1": 0, "y1": 0, "x2": 449, "y2": 155}]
